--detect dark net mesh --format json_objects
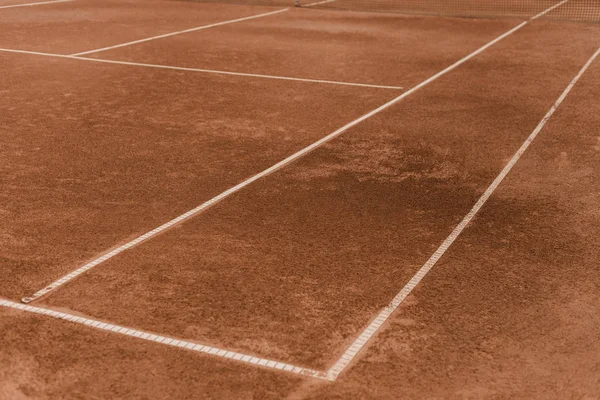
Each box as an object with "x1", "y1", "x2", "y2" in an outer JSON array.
[
  {"x1": 298, "y1": 0, "x2": 600, "y2": 22},
  {"x1": 186, "y1": 0, "x2": 600, "y2": 22}
]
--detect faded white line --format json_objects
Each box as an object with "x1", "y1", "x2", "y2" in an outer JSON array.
[
  {"x1": 0, "y1": 0, "x2": 71, "y2": 9},
  {"x1": 23, "y1": 18, "x2": 532, "y2": 303},
  {"x1": 0, "y1": 47, "x2": 402, "y2": 90},
  {"x1": 71, "y1": 8, "x2": 288, "y2": 57},
  {"x1": 0, "y1": 299, "x2": 330, "y2": 380},
  {"x1": 302, "y1": 0, "x2": 336, "y2": 7},
  {"x1": 327, "y1": 46, "x2": 600, "y2": 380}
]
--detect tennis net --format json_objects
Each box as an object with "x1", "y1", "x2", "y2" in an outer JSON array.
[
  {"x1": 298, "y1": 0, "x2": 600, "y2": 22},
  {"x1": 188, "y1": 0, "x2": 600, "y2": 22}
]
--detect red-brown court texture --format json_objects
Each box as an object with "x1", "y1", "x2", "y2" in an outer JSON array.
[{"x1": 1, "y1": 0, "x2": 599, "y2": 398}]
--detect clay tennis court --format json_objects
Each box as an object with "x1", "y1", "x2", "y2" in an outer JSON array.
[{"x1": 1, "y1": 0, "x2": 599, "y2": 398}]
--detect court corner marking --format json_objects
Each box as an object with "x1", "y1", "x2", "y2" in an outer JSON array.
[{"x1": 0, "y1": 298, "x2": 330, "y2": 380}]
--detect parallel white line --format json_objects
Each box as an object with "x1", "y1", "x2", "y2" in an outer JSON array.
[
  {"x1": 0, "y1": 47, "x2": 402, "y2": 90},
  {"x1": 70, "y1": 8, "x2": 289, "y2": 57},
  {"x1": 0, "y1": 0, "x2": 71, "y2": 9},
  {"x1": 23, "y1": 17, "x2": 534, "y2": 304},
  {"x1": 326, "y1": 47, "x2": 600, "y2": 380},
  {"x1": 0, "y1": 298, "x2": 330, "y2": 380}
]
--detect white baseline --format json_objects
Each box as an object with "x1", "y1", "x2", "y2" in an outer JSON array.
[{"x1": 0, "y1": 299, "x2": 328, "y2": 380}]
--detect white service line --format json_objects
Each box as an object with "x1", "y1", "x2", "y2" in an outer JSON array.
[
  {"x1": 71, "y1": 8, "x2": 289, "y2": 57},
  {"x1": 326, "y1": 46, "x2": 600, "y2": 380},
  {"x1": 70, "y1": 56, "x2": 402, "y2": 90},
  {"x1": 0, "y1": 298, "x2": 330, "y2": 380},
  {"x1": 0, "y1": 47, "x2": 402, "y2": 90},
  {"x1": 0, "y1": 0, "x2": 71, "y2": 9},
  {"x1": 302, "y1": 0, "x2": 337, "y2": 7},
  {"x1": 23, "y1": 18, "x2": 533, "y2": 304}
]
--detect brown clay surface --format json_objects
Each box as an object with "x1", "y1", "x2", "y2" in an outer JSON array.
[
  {"x1": 88, "y1": 8, "x2": 517, "y2": 87},
  {"x1": 45, "y1": 21, "x2": 600, "y2": 373},
  {"x1": 0, "y1": 306, "x2": 302, "y2": 399},
  {"x1": 0, "y1": 0, "x2": 282, "y2": 54},
  {"x1": 0, "y1": 52, "x2": 391, "y2": 300},
  {"x1": 301, "y1": 39, "x2": 600, "y2": 400},
  {"x1": 0, "y1": 0, "x2": 50, "y2": 6},
  {"x1": 0, "y1": 0, "x2": 68, "y2": 6},
  {"x1": 2, "y1": 1, "x2": 600, "y2": 398}
]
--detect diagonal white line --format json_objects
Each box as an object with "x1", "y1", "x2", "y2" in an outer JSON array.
[
  {"x1": 72, "y1": 56, "x2": 403, "y2": 90},
  {"x1": 0, "y1": 298, "x2": 330, "y2": 380},
  {"x1": 0, "y1": 47, "x2": 402, "y2": 90},
  {"x1": 0, "y1": 0, "x2": 71, "y2": 9},
  {"x1": 70, "y1": 8, "x2": 289, "y2": 57},
  {"x1": 22, "y1": 18, "x2": 532, "y2": 303},
  {"x1": 326, "y1": 46, "x2": 600, "y2": 381}
]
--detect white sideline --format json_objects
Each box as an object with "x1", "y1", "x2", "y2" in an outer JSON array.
[
  {"x1": 0, "y1": 47, "x2": 402, "y2": 90},
  {"x1": 324, "y1": 2, "x2": 575, "y2": 378},
  {"x1": 0, "y1": 0, "x2": 71, "y2": 9},
  {"x1": 71, "y1": 8, "x2": 289, "y2": 57},
  {"x1": 23, "y1": 18, "x2": 533, "y2": 304},
  {"x1": 326, "y1": 46, "x2": 599, "y2": 380},
  {"x1": 0, "y1": 299, "x2": 329, "y2": 380}
]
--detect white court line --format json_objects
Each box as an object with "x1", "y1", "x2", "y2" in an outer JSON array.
[
  {"x1": 23, "y1": 18, "x2": 533, "y2": 304},
  {"x1": 302, "y1": 0, "x2": 336, "y2": 7},
  {"x1": 326, "y1": 46, "x2": 600, "y2": 380},
  {"x1": 73, "y1": 56, "x2": 402, "y2": 90},
  {"x1": 0, "y1": 47, "x2": 402, "y2": 90},
  {"x1": 0, "y1": 298, "x2": 329, "y2": 380},
  {"x1": 0, "y1": 0, "x2": 71, "y2": 9},
  {"x1": 71, "y1": 8, "x2": 289, "y2": 57}
]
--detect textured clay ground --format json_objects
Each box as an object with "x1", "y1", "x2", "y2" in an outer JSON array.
[
  {"x1": 1, "y1": 1, "x2": 599, "y2": 399},
  {"x1": 45, "y1": 20, "x2": 600, "y2": 371}
]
